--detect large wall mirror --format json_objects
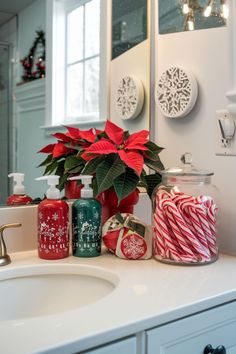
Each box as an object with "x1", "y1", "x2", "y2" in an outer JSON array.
[
  {"x1": 112, "y1": 0, "x2": 147, "y2": 59},
  {"x1": 0, "y1": 0, "x2": 149, "y2": 207}
]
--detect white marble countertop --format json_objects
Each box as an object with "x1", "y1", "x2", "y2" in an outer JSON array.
[{"x1": 1, "y1": 250, "x2": 236, "y2": 354}]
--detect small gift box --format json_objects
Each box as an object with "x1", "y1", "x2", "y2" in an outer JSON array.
[{"x1": 102, "y1": 213, "x2": 152, "y2": 259}]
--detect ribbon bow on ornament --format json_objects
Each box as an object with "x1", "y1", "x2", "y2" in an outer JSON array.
[{"x1": 102, "y1": 212, "x2": 151, "y2": 259}]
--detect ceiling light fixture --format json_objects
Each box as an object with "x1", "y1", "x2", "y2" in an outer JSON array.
[
  {"x1": 181, "y1": 0, "x2": 229, "y2": 31},
  {"x1": 203, "y1": 0, "x2": 214, "y2": 17}
]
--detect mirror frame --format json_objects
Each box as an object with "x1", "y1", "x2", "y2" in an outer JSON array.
[{"x1": 227, "y1": 0, "x2": 236, "y2": 113}]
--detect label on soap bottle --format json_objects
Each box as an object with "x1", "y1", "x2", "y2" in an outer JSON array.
[{"x1": 72, "y1": 199, "x2": 101, "y2": 257}]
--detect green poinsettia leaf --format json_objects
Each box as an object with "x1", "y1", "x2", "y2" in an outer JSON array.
[
  {"x1": 145, "y1": 141, "x2": 164, "y2": 161},
  {"x1": 144, "y1": 156, "x2": 164, "y2": 172},
  {"x1": 138, "y1": 171, "x2": 148, "y2": 188},
  {"x1": 123, "y1": 130, "x2": 130, "y2": 140},
  {"x1": 144, "y1": 173, "x2": 162, "y2": 199},
  {"x1": 38, "y1": 154, "x2": 53, "y2": 167},
  {"x1": 44, "y1": 160, "x2": 58, "y2": 175},
  {"x1": 82, "y1": 156, "x2": 104, "y2": 175},
  {"x1": 64, "y1": 155, "x2": 84, "y2": 171},
  {"x1": 65, "y1": 143, "x2": 83, "y2": 152},
  {"x1": 92, "y1": 178, "x2": 98, "y2": 197},
  {"x1": 114, "y1": 168, "x2": 139, "y2": 204},
  {"x1": 58, "y1": 173, "x2": 69, "y2": 191},
  {"x1": 67, "y1": 165, "x2": 84, "y2": 174},
  {"x1": 55, "y1": 160, "x2": 65, "y2": 178},
  {"x1": 95, "y1": 155, "x2": 125, "y2": 195}
]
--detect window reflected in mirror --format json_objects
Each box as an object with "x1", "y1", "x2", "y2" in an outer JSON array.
[
  {"x1": 112, "y1": 0, "x2": 147, "y2": 59},
  {"x1": 66, "y1": 0, "x2": 100, "y2": 121},
  {"x1": 159, "y1": 0, "x2": 228, "y2": 34}
]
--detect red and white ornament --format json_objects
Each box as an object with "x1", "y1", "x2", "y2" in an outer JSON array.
[{"x1": 102, "y1": 213, "x2": 152, "y2": 260}]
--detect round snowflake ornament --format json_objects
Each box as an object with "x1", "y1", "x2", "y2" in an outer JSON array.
[
  {"x1": 102, "y1": 213, "x2": 152, "y2": 260},
  {"x1": 155, "y1": 67, "x2": 198, "y2": 118},
  {"x1": 116, "y1": 75, "x2": 144, "y2": 120}
]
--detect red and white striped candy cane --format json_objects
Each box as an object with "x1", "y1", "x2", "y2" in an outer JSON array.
[
  {"x1": 181, "y1": 201, "x2": 211, "y2": 259},
  {"x1": 154, "y1": 195, "x2": 183, "y2": 261},
  {"x1": 194, "y1": 204, "x2": 217, "y2": 256},
  {"x1": 162, "y1": 199, "x2": 210, "y2": 262},
  {"x1": 206, "y1": 203, "x2": 218, "y2": 254},
  {"x1": 160, "y1": 198, "x2": 200, "y2": 260}
]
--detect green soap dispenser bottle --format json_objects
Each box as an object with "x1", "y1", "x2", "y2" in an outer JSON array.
[{"x1": 69, "y1": 175, "x2": 102, "y2": 257}]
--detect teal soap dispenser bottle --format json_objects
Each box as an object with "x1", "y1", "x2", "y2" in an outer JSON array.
[{"x1": 69, "y1": 175, "x2": 102, "y2": 257}]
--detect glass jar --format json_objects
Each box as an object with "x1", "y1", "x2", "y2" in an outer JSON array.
[{"x1": 152, "y1": 153, "x2": 219, "y2": 265}]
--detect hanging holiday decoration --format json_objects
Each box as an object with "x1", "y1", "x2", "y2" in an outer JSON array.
[{"x1": 20, "y1": 30, "x2": 46, "y2": 83}]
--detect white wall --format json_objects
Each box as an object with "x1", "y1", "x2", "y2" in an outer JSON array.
[{"x1": 154, "y1": 5, "x2": 236, "y2": 254}]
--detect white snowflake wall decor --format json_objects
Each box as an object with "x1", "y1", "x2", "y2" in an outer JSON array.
[
  {"x1": 155, "y1": 67, "x2": 198, "y2": 118},
  {"x1": 115, "y1": 75, "x2": 144, "y2": 120}
]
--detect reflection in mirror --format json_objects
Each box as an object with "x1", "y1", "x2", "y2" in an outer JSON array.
[
  {"x1": 159, "y1": 0, "x2": 228, "y2": 34},
  {"x1": 112, "y1": 0, "x2": 147, "y2": 59},
  {"x1": 0, "y1": 43, "x2": 11, "y2": 205},
  {"x1": 0, "y1": 0, "x2": 149, "y2": 207}
]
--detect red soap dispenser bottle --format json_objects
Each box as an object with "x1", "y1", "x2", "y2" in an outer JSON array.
[
  {"x1": 35, "y1": 175, "x2": 69, "y2": 260},
  {"x1": 6, "y1": 173, "x2": 33, "y2": 205}
]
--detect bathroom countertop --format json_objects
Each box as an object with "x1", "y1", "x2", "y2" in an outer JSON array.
[{"x1": 1, "y1": 250, "x2": 236, "y2": 354}]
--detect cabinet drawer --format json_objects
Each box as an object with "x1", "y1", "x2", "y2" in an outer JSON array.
[
  {"x1": 147, "y1": 301, "x2": 236, "y2": 354},
  {"x1": 81, "y1": 336, "x2": 136, "y2": 354}
]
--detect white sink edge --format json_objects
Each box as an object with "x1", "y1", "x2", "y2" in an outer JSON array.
[{"x1": 0, "y1": 262, "x2": 120, "y2": 287}]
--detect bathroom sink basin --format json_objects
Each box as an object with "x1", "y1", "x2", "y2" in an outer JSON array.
[{"x1": 0, "y1": 263, "x2": 118, "y2": 321}]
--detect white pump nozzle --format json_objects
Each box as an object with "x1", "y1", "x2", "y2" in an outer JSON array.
[
  {"x1": 8, "y1": 173, "x2": 25, "y2": 195},
  {"x1": 35, "y1": 175, "x2": 60, "y2": 199},
  {"x1": 69, "y1": 175, "x2": 93, "y2": 198}
]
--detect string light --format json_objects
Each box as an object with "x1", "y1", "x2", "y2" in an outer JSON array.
[
  {"x1": 182, "y1": 0, "x2": 190, "y2": 14},
  {"x1": 187, "y1": 10, "x2": 195, "y2": 31},
  {"x1": 181, "y1": 0, "x2": 229, "y2": 31},
  {"x1": 203, "y1": 0, "x2": 214, "y2": 17},
  {"x1": 221, "y1": 0, "x2": 229, "y2": 19}
]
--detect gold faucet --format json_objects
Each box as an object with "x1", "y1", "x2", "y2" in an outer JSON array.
[{"x1": 0, "y1": 223, "x2": 22, "y2": 266}]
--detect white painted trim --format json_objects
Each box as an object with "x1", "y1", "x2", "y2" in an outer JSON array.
[
  {"x1": 14, "y1": 78, "x2": 46, "y2": 113},
  {"x1": 100, "y1": 0, "x2": 111, "y2": 121},
  {"x1": 41, "y1": 119, "x2": 106, "y2": 136},
  {"x1": 45, "y1": 0, "x2": 54, "y2": 126}
]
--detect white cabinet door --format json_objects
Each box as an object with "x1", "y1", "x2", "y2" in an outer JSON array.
[
  {"x1": 147, "y1": 301, "x2": 236, "y2": 354},
  {"x1": 82, "y1": 336, "x2": 137, "y2": 354}
]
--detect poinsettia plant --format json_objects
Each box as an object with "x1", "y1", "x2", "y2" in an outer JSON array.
[{"x1": 38, "y1": 120, "x2": 164, "y2": 202}]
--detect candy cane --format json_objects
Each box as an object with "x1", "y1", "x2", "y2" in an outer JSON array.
[
  {"x1": 175, "y1": 195, "x2": 211, "y2": 257},
  {"x1": 152, "y1": 219, "x2": 166, "y2": 257},
  {"x1": 206, "y1": 204, "x2": 218, "y2": 255},
  {"x1": 181, "y1": 202, "x2": 211, "y2": 259},
  {"x1": 162, "y1": 199, "x2": 210, "y2": 262},
  {"x1": 160, "y1": 198, "x2": 200, "y2": 260},
  {"x1": 194, "y1": 205, "x2": 217, "y2": 256},
  {"x1": 154, "y1": 196, "x2": 183, "y2": 261},
  {"x1": 176, "y1": 194, "x2": 217, "y2": 258}
]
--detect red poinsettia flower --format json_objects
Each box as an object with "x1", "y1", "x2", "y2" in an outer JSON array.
[
  {"x1": 38, "y1": 119, "x2": 164, "y2": 201},
  {"x1": 38, "y1": 126, "x2": 101, "y2": 158},
  {"x1": 81, "y1": 120, "x2": 149, "y2": 175}
]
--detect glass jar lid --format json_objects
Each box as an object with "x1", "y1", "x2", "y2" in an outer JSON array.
[{"x1": 161, "y1": 152, "x2": 214, "y2": 177}]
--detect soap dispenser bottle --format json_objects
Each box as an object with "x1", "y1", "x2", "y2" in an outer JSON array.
[
  {"x1": 6, "y1": 173, "x2": 33, "y2": 205},
  {"x1": 35, "y1": 175, "x2": 69, "y2": 260},
  {"x1": 69, "y1": 175, "x2": 102, "y2": 257}
]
